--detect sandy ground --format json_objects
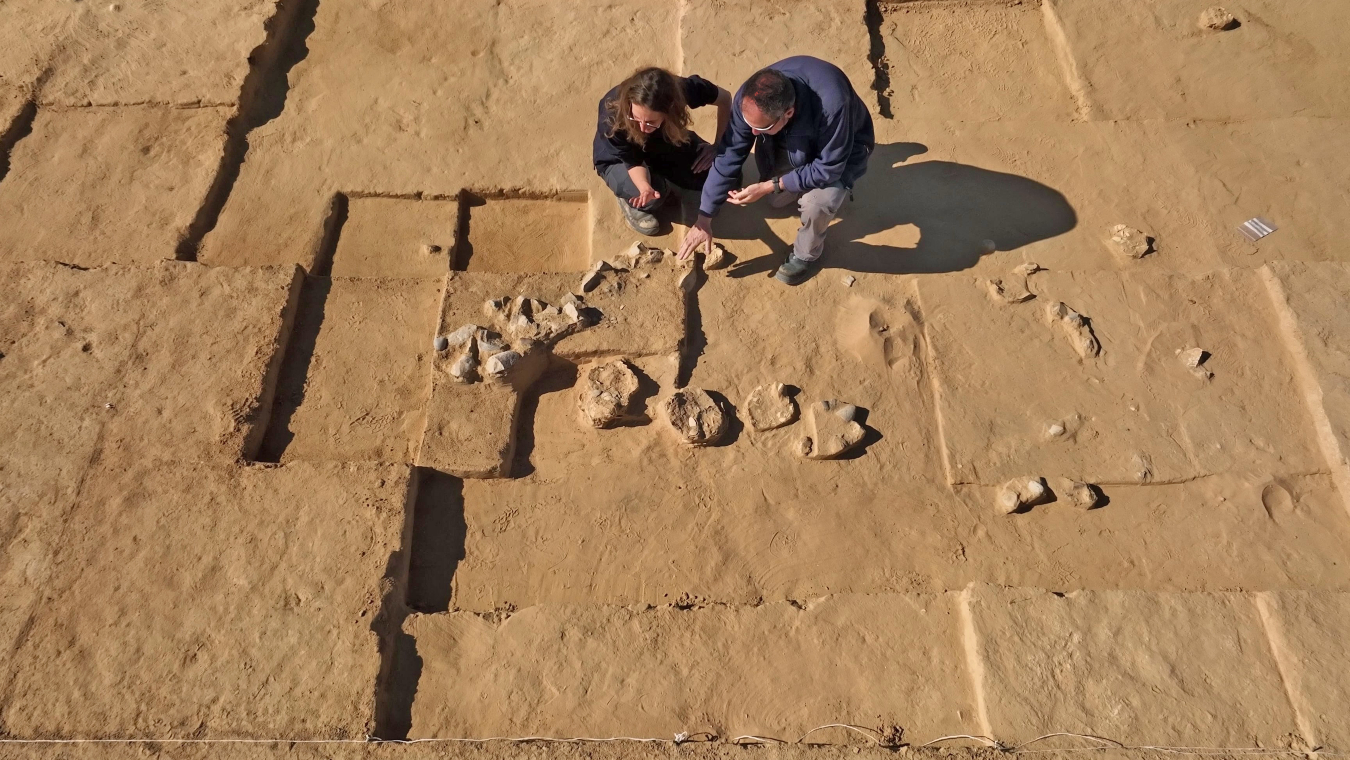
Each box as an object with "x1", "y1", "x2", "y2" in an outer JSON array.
[{"x1": 3, "y1": 0, "x2": 1350, "y2": 754}]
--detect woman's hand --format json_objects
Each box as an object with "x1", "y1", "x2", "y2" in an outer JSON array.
[
  {"x1": 691, "y1": 143, "x2": 717, "y2": 173},
  {"x1": 629, "y1": 184, "x2": 662, "y2": 209},
  {"x1": 727, "y1": 181, "x2": 774, "y2": 206}
]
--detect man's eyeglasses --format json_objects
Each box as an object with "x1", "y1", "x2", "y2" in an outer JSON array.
[{"x1": 746, "y1": 113, "x2": 785, "y2": 135}]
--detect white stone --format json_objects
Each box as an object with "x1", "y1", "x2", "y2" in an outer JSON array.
[
  {"x1": 484, "y1": 350, "x2": 522, "y2": 378},
  {"x1": 433, "y1": 336, "x2": 449, "y2": 352},
  {"x1": 444, "y1": 323, "x2": 479, "y2": 350},
  {"x1": 448, "y1": 352, "x2": 478, "y2": 384},
  {"x1": 842, "y1": 275, "x2": 856, "y2": 287}
]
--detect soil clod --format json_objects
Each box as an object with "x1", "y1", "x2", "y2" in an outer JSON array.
[
  {"x1": 1199, "y1": 7, "x2": 1238, "y2": 30},
  {"x1": 703, "y1": 242, "x2": 731, "y2": 271},
  {"x1": 663, "y1": 389, "x2": 728, "y2": 446},
  {"x1": 1106, "y1": 224, "x2": 1155, "y2": 260},
  {"x1": 1047, "y1": 301, "x2": 1101, "y2": 359},
  {"x1": 1064, "y1": 480, "x2": 1104, "y2": 509},
  {"x1": 796, "y1": 399, "x2": 867, "y2": 460},
  {"x1": 997, "y1": 476, "x2": 1048, "y2": 514},
  {"x1": 579, "y1": 358, "x2": 640, "y2": 429},
  {"x1": 745, "y1": 382, "x2": 798, "y2": 432}
]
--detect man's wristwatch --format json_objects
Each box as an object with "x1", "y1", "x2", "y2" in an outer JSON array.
[{"x1": 772, "y1": 177, "x2": 783, "y2": 194}]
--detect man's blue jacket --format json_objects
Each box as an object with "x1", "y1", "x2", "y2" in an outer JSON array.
[{"x1": 698, "y1": 55, "x2": 875, "y2": 218}]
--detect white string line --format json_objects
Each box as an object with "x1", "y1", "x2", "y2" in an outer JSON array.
[{"x1": 0, "y1": 728, "x2": 1344, "y2": 755}]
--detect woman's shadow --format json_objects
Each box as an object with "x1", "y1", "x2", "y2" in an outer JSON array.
[{"x1": 715, "y1": 142, "x2": 1078, "y2": 277}]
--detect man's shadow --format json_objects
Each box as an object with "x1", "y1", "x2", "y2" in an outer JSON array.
[{"x1": 714, "y1": 142, "x2": 1077, "y2": 277}]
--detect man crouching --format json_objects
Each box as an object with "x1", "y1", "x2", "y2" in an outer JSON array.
[{"x1": 678, "y1": 56, "x2": 875, "y2": 285}]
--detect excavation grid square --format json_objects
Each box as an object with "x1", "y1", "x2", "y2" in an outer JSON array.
[{"x1": 458, "y1": 194, "x2": 590, "y2": 273}]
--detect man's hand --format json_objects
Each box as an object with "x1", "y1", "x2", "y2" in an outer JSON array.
[
  {"x1": 727, "y1": 181, "x2": 774, "y2": 206},
  {"x1": 691, "y1": 144, "x2": 716, "y2": 173},
  {"x1": 678, "y1": 215, "x2": 714, "y2": 260},
  {"x1": 628, "y1": 184, "x2": 661, "y2": 209}
]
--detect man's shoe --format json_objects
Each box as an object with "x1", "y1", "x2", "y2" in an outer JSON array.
[
  {"x1": 774, "y1": 254, "x2": 813, "y2": 285},
  {"x1": 620, "y1": 197, "x2": 660, "y2": 236}
]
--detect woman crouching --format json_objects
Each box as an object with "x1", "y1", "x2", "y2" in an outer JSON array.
[{"x1": 594, "y1": 67, "x2": 730, "y2": 235}]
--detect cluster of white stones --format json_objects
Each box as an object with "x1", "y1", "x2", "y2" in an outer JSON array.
[{"x1": 434, "y1": 293, "x2": 597, "y2": 386}]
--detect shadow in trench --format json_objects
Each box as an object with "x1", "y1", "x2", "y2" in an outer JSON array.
[
  {"x1": 511, "y1": 360, "x2": 580, "y2": 479},
  {"x1": 406, "y1": 469, "x2": 466, "y2": 614},
  {"x1": 719, "y1": 142, "x2": 1078, "y2": 278},
  {"x1": 176, "y1": 0, "x2": 324, "y2": 259},
  {"x1": 373, "y1": 629, "x2": 421, "y2": 740},
  {"x1": 373, "y1": 468, "x2": 467, "y2": 739},
  {"x1": 0, "y1": 100, "x2": 37, "y2": 186},
  {"x1": 253, "y1": 275, "x2": 331, "y2": 462}
]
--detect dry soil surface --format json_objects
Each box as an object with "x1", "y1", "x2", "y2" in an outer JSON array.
[{"x1": 2, "y1": 0, "x2": 1350, "y2": 754}]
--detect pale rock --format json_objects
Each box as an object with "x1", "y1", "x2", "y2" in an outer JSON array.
[
  {"x1": 1046, "y1": 422, "x2": 1066, "y2": 439},
  {"x1": 484, "y1": 350, "x2": 522, "y2": 378},
  {"x1": 483, "y1": 298, "x2": 505, "y2": 318},
  {"x1": 1179, "y1": 347, "x2": 1209, "y2": 369},
  {"x1": 745, "y1": 382, "x2": 798, "y2": 431},
  {"x1": 560, "y1": 292, "x2": 580, "y2": 307},
  {"x1": 433, "y1": 335, "x2": 449, "y2": 352},
  {"x1": 703, "y1": 242, "x2": 731, "y2": 271},
  {"x1": 508, "y1": 312, "x2": 534, "y2": 338},
  {"x1": 1013, "y1": 262, "x2": 1043, "y2": 276},
  {"x1": 578, "y1": 359, "x2": 640, "y2": 429},
  {"x1": 421, "y1": 243, "x2": 442, "y2": 256},
  {"x1": 1064, "y1": 481, "x2": 1103, "y2": 509},
  {"x1": 678, "y1": 268, "x2": 699, "y2": 294},
  {"x1": 1046, "y1": 301, "x2": 1101, "y2": 359},
  {"x1": 1199, "y1": 6, "x2": 1238, "y2": 30},
  {"x1": 996, "y1": 476, "x2": 1048, "y2": 514},
  {"x1": 986, "y1": 277, "x2": 1034, "y2": 305},
  {"x1": 796, "y1": 399, "x2": 867, "y2": 460},
  {"x1": 615, "y1": 241, "x2": 664, "y2": 269},
  {"x1": 842, "y1": 275, "x2": 856, "y2": 287},
  {"x1": 580, "y1": 260, "x2": 613, "y2": 293},
  {"x1": 448, "y1": 351, "x2": 478, "y2": 384},
  {"x1": 662, "y1": 389, "x2": 727, "y2": 446},
  {"x1": 561, "y1": 302, "x2": 581, "y2": 322},
  {"x1": 474, "y1": 328, "x2": 507, "y2": 356},
  {"x1": 1132, "y1": 452, "x2": 1154, "y2": 484},
  {"x1": 444, "y1": 323, "x2": 479, "y2": 350},
  {"x1": 1106, "y1": 224, "x2": 1154, "y2": 260}
]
